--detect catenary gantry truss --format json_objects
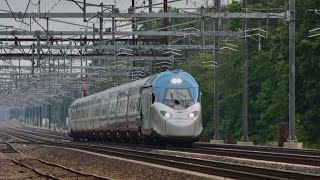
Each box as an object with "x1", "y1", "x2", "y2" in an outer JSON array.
[{"x1": 0, "y1": 0, "x2": 287, "y2": 110}]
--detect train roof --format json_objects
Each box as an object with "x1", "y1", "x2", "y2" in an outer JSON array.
[
  {"x1": 70, "y1": 75, "x2": 157, "y2": 106},
  {"x1": 154, "y1": 69, "x2": 198, "y2": 89},
  {"x1": 70, "y1": 70, "x2": 198, "y2": 107}
]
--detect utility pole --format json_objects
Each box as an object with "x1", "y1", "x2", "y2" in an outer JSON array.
[
  {"x1": 239, "y1": 0, "x2": 251, "y2": 144},
  {"x1": 211, "y1": 0, "x2": 223, "y2": 143}
]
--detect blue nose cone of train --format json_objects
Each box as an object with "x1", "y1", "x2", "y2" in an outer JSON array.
[
  {"x1": 152, "y1": 69, "x2": 200, "y2": 103},
  {"x1": 152, "y1": 69, "x2": 201, "y2": 138}
]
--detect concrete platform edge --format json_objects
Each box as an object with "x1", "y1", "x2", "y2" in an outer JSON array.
[
  {"x1": 210, "y1": 139, "x2": 224, "y2": 144},
  {"x1": 284, "y1": 141, "x2": 303, "y2": 149},
  {"x1": 236, "y1": 141, "x2": 254, "y2": 146}
]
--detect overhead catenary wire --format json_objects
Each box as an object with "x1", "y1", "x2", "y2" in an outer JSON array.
[{"x1": 4, "y1": 0, "x2": 29, "y2": 26}]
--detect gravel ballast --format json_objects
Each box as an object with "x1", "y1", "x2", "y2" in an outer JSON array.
[
  {"x1": 0, "y1": 129, "x2": 222, "y2": 180},
  {"x1": 9, "y1": 144, "x2": 220, "y2": 180},
  {"x1": 0, "y1": 156, "x2": 43, "y2": 180},
  {"x1": 151, "y1": 149, "x2": 320, "y2": 175}
]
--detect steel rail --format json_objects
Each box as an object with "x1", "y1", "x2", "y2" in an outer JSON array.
[
  {"x1": 0, "y1": 123, "x2": 71, "y2": 142},
  {"x1": 194, "y1": 142, "x2": 320, "y2": 157},
  {"x1": 7, "y1": 158, "x2": 62, "y2": 180},
  {"x1": 7, "y1": 127, "x2": 72, "y2": 141},
  {"x1": 166, "y1": 145, "x2": 320, "y2": 166},
  {"x1": 2, "y1": 121, "x2": 71, "y2": 140}
]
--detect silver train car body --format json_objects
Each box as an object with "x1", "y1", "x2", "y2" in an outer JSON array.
[{"x1": 68, "y1": 70, "x2": 203, "y2": 143}]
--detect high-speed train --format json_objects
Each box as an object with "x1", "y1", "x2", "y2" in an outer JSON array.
[{"x1": 68, "y1": 69, "x2": 202, "y2": 144}]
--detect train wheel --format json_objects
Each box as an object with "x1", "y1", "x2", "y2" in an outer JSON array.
[
  {"x1": 91, "y1": 132, "x2": 96, "y2": 141},
  {"x1": 151, "y1": 136, "x2": 165, "y2": 147},
  {"x1": 137, "y1": 132, "x2": 143, "y2": 144},
  {"x1": 152, "y1": 136, "x2": 159, "y2": 145},
  {"x1": 116, "y1": 131, "x2": 121, "y2": 143},
  {"x1": 131, "y1": 132, "x2": 138, "y2": 144},
  {"x1": 98, "y1": 131, "x2": 103, "y2": 141},
  {"x1": 106, "y1": 131, "x2": 111, "y2": 141},
  {"x1": 125, "y1": 131, "x2": 131, "y2": 143},
  {"x1": 73, "y1": 136, "x2": 79, "y2": 141}
]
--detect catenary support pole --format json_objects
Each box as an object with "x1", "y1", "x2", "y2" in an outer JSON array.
[
  {"x1": 24, "y1": 108, "x2": 26, "y2": 124},
  {"x1": 31, "y1": 43, "x2": 35, "y2": 75},
  {"x1": 288, "y1": 0, "x2": 297, "y2": 141},
  {"x1": 149, "y1": 0, "x2": 152, "y2": 30},
  {"x1": 99, "y1": 3, "x2": 103, "y2": 46},
  {"x1": 132, "y1": 0, "x2": 136, "y2": 45},
  {"x1": 40, "y1": 106, "x2": 42, "y2": 128},
  {"x1": 32, "y1": 106, "x2": 35, "y2": 126},
  {"x1": 36, "y1": 106, "x2": 39, "y2": 126},
  {"x1": 241, "y1": 0, "x2": 249, "y2": 142},
  {"x1": 213, "y1": 0, "x2": 221, "y2": 140},
  {"x1": 164, "y1": 0, "x2": 168, "y2": 45},
  {"x1": 36, "y1": 31, "x2": 40, "y2": 70},
  {"x1": 48, "y1": 104, "x2": 51, "y2": 129},
  {"x1": 83, "y1": 0, "x2": 86, "y2": 22}
]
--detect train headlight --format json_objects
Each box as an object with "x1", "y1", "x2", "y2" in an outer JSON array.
[
  {"x1": 188, "y1": 111, "x2": 198, "y2": 118},
  {"x1": 160, "y1": 111, "x2": 172, "y2": 118},
  {"x1": 170, "y1": 78, "x2": 183, "y2": 84}
]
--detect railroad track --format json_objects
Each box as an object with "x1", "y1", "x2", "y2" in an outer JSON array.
[
  {"x1": 2, "y1": 121, "x2": 71, "y2": 141},
  {"x1": 0, "y1": 126, "x2": 319, "y2": 180},
  {"x1": 0, "y1": 124, "x2": 70, "y2": 142},
  {"x1": 0, "y1": 142, "x2": 109, "y2": 180},
  {"x1": 194, "y1": 142, "x2": 320, "y2": 157},
  {"x1": 167, "y1": 144, "x2": 320, "y2": 166},
  {"x1": 3, "y1": 122, "x2": 320, "y2": 167}
]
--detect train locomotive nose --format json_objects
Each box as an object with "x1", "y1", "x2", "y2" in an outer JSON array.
[{"x1": 165, "y1": 119, "x2": 195, "y2": 137}]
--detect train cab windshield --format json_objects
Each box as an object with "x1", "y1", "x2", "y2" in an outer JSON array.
[{"x1": 163, "y1": 88, "x2": 194, "y2": 110}]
